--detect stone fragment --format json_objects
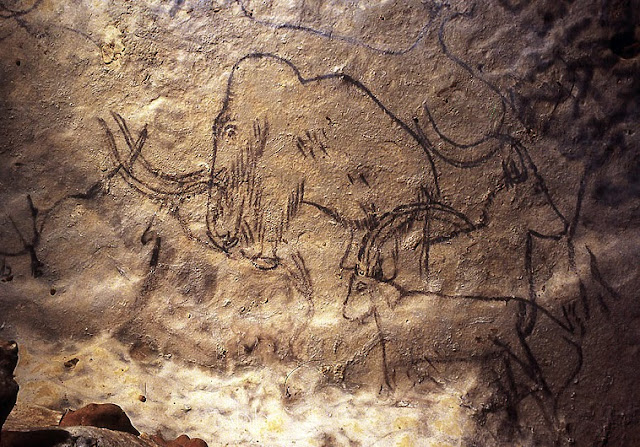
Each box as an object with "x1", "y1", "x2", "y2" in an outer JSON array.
[
  {"x1": 63, "y1": 358, "x2": 79, "y2": 369},
  {"x1": 0, "y1": 340, "x2": 19, "y2": 441},
  {"x1": 59, "y1": 403, "x2": 140, "y2": 436},
  {"x1": 150, "y1": 433, "x2": 208, "y2": 447},
  {"x1": 2, "y1": 426, "x2": 156, "y2": 447}
]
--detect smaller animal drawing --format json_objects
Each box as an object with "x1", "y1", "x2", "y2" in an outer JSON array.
[
  {"x1": 341, "y1": 274, "x2": 583, "y2": 439},
  {"x1": 344, "y1": 139, "x2": 568, "y2": 324}
]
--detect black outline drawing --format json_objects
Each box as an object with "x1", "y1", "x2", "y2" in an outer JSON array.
[
  {"x1": 0, "y1": 2, "x2": 626, "y2": 442},
  {"x1": 341, "y1": 274, "x2": 584, "y2": 430},
  {"x1": 235, "y1": 0, "x2": 444, "y2": 56},
  {"x1": 97, "y1": 56, "x2": 587, "y2": 440},
  {"x1": 99, "y1": 53, "x2": 544, "y2": 290},
  {"x1": 0, "y1": 195, "x2": 43, "y2": 278},
  {"x1": 0, "y1": 0, "x2": 43, "y2": 19},
  {"x1": 0, "y1": 0, "x2": 101, "y2": 56}
]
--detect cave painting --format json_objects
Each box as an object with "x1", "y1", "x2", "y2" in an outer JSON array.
[
  {"x1": 108, "y1": 53, "x2": 455, "y2": 277},
  {"x1": 0, "y1": 0, "x2": 633, "y2": 444},
  {"x1": 0, "y1": 24, "x2": 613, "y2": 440},
  {"x1": 236, "y1": 0, "x2": 442, "y2": 55},
  {"x1": 104, "y1": 53, "x2": 566, "y2": 300},
  {"x1": 92, "y1": 50, "x2": 613, "y2": 442}
]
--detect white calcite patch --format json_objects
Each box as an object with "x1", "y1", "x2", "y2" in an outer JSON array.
[{"x1": 11, "y1": 332, "x2": 475, "y2": 446}]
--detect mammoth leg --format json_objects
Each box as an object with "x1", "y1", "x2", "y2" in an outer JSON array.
[
  {"x1": 242, "y1": 180, "x2": 306, "y2": 270},
  {"x1": 420, "y1": 206, "x2": 431, "y2": 281},
  {"x1": 342, "y1": 272, "x2": 396, "y2": 390},
  {"x1": 518, "y1": 232, "x2": 537, "y2": 337},
  {"x1": 339, "y1": 226, "x2": 372, "y2": 276},
  {"x1": 356, "y1": 204, "x2": 428, "y2": 282},
  {"x1": 241, "y1": 214, "x2": 281, "y2": 270},
  {"x1": 374, "y1": 307, "x2": 394, "y2": 391}
]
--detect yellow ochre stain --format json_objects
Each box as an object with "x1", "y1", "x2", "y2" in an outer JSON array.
[
  {"x1": 347, "y1": 421, "x2": 365, "y2": 435},
  {"x1": 264, "y1": 416, "x2": 284, "y2": 434},
  {"x1": 394, "y1": 416, "x2": 419, "y2": 430},
  {"x1": 433, "y1": 416, "x2": 463, "y2": 438},
  {"x1": 397, "y1": 434, "x2": 415, "y2": 447},
  {"x1": 431, "y1": 395, "x2": 464, "y2": 438}
]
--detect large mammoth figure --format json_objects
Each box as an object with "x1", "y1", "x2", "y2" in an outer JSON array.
[
  {"x1": 101, "y1": 53, "x2": 564, "y2": 293},
  {"x1": 205, "y1": 53, "x2": 480, "y2": 275}
]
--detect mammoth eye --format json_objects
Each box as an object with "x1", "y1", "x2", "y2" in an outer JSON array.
[{"x1": 223, "y1": 123, "x2": 237, "y2": 138}]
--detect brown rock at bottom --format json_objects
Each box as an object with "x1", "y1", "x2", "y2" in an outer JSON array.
[
  {"x1": 0, "y1": 340, "x2": 19, "y2": 442},
  {"x1": 150, "y1": 433, "x2": 208, "y2": 447},
  {"x1": 59, "y1": 403, "x2": 140, "y2": 436},
  {"x1": 2, "y1": 426, "x2": 157, "y2": 447},
  {"x1": 3, "y1": 404, "x2": 64, "y2": 431}
]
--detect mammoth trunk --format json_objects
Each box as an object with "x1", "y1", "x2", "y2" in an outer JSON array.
[{"x1": 208, "y1": 117, "x2": 305, "y2": 261}]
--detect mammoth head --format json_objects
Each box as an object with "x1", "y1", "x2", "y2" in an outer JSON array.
[{"x1": 207, "y1": 113, "x2": 269, "y2": 254}]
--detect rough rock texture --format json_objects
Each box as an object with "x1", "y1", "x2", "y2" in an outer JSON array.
[
  {"x1": 59, "y1": 403, "x2": 140, "y2": 436},
  {"x1": 0, "y1": 0, "x2": 639, "y2": 445},
  {"x1": 1, "y1": 346, "x2": 208, "y2": 447},
  {"x1": 2, "y1": 426, "x2": 157, "y2": 447},
  {"x1": 150, "y1": 434, "x2": 208, "y2": 447},
  {"x1": 3, "y1": 427, "x2": 208, "y2": 447},
  {"x1": 0, "y1": 341, "x2": 18, "y2": 439},
  {"x1": 3, "y1": 404, "x2": 62, "y2": 430}
]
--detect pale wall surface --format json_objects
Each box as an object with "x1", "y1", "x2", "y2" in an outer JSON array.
[{"x1": 1, "y1": 0, "x2": 639, "y2": 445}]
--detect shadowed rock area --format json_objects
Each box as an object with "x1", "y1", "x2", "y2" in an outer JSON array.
[{"x1": 0, "y1": 341, "x2": 19, "y2": 445}]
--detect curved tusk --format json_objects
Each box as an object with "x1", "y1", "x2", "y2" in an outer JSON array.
[{"x1": 100, "y1": 112, "x2": 210, "y2": 198}]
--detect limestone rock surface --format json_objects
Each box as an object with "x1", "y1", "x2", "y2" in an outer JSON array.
[{"x1": 0, "y1": 0, "x2": 639, "y2": 445}]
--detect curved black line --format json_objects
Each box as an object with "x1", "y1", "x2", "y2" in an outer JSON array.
[
  {"x1": 420, "y1": 7, "x2": 529, "y2": 168},
  {"x1": 438, "y1": 8, "x2": 513, "y2": 120},
  {"x1": 420, "y1": 103, "x2": 505, "y2": 167},
  {"x1": 364, "y1": 277, "x2": 575, "y2": 334},
  {"x1": 357, "y1": 200, "x2": 476, "y2": 277},
  {"x1": 209, "y1": 52, "x2": 446, "y2": 244},
  {"x1": 0, "y1": 0, "x2": 43, "y2": 19},
  {"x1": 0, "y1": 248, "x2": 28, "y2": 257},
  {"x1": 511, "y1": 140, "x2": 570, "y2": 233},
  {"x1": 58, "y1": 24, "x2": 101, "y2": 49},
  {"x1": 554, "y1": 335, "x2": 583, "y2": 406},
  {"x1": 104, "y1": 117, "x2": 209, "y2": 197},
  {"x1": 235, "y1": 0, "x2": 443, "y2": 56},
  {"x1": 111, "y1": 112, "x2": 210, "y2": 185}
]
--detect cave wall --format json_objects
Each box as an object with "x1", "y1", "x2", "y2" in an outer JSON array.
[{"x1": 1, "y1": 0, "x2": 639, "y2": 445}]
